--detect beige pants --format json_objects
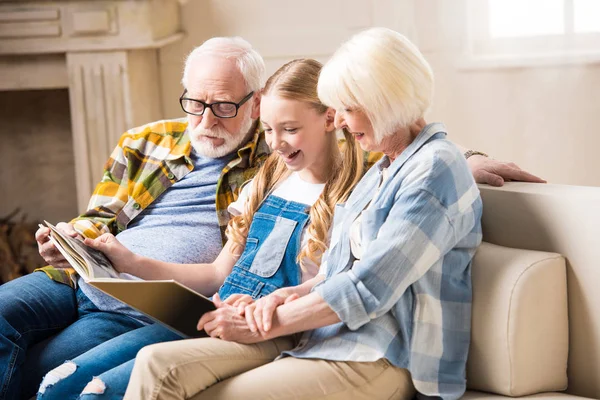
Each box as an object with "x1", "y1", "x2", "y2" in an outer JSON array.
[{"x1": 124, "y1": 337, "x2": 415, "y2": 400}]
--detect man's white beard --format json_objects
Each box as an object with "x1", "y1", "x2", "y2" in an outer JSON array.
[{"x1": 188, "y1": 111, "x2": 255, "y2": 159}]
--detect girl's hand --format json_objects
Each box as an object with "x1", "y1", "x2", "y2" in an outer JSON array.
[
  {"x1": 245, "y1": 289, "x2": 300, "y2": 333},
  {"x1": 197, "y1": 293, "x2": 266, "y2": 344},
  {"x1": 222, "y1": 293, "x2": 255, "y2": 316},
  {"x1": 84, "y1": 233, "x2": 138, "y2": 275}
]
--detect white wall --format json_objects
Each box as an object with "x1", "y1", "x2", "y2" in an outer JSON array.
[
  {"x1": 416, "y1": 0, "x2": 600, "y2": 187},
  {"x1": 159, "y1": 0, "x2": 417, "y2": 117},
  {"x1": 159, "y1": 0, "x2": 600, "y2": 186}
]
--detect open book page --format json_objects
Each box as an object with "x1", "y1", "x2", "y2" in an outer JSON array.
[
  {"x1": 42, "y1": 221, "x2": 121, "y2": 281},
  {"x1": 88, "y1": 280, "x2": 216, "y2": 338}
]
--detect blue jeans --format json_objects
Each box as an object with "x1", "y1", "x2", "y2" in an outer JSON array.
[
  {"x1": 0, "y1": 272, "x2": 144, "y2": 400},
  {"x1": 37, "y1": 323, "x2": 181, "y2": 399}
]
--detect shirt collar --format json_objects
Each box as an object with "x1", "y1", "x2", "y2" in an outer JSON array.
[
  {"x1": 233, "y1": 120, "x2": 268, "y2": 169},
  {"x1": 375, "y1": 122, "x2": 447, "y2": 174}
]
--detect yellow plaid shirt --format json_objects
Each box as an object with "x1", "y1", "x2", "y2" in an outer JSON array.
[{"x1": 38, "y1": 118, "x2": 271, "y2": 286}]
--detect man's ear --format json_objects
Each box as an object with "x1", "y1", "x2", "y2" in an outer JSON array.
[
  {"x1": 251, "y1": 92, "x2": 261, "y2": 120},
  {"x1": 325, "y1": 108, "x2": 336, "y2": 132}
]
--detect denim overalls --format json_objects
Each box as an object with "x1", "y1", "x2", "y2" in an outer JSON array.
[{"x1": 218, "y1": 194, "x2": 310, "y2": 300}]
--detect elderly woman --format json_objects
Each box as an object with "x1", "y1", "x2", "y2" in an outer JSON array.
[{"x1": 126, "y1": 27, "x2": 482, "y2": 400}]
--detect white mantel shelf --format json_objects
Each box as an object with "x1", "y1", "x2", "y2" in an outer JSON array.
[
  {"x1": 0, "y1": 0, "x2": 184, "y2": 212},
  {"x1": 0, "y1": 0, "x2": 183, "y2": 55}
]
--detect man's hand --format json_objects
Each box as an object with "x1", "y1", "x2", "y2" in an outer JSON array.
[
  {"x1": 83, "y1": 233, "x2": 138, "y2": 275},
  {"x1": 35, "y1": 222, "x2": 79, "y2": 268},
  {"x1": 197, "y1": 293, "x2": 266, "y2": 344},
  {"x1": 467, "y1": 155, "x2": 546, "y2": 187},
  {"x1": 244, "y1": 288, "x2": 300, "y2": 333}
]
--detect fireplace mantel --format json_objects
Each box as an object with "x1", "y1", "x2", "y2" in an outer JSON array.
[{"x1": 0, "y1": 0, "x2": 184, "y2": 212}]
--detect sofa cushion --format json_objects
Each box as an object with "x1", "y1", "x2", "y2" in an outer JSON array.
[{"x1": 466, "y1": 242, "x2": 568, "y2": 396}]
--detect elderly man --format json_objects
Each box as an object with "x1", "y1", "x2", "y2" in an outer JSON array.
[
  {"x1": 0, "y1": 36, "x2": 542, "y2": 399},
  {"x1": 0, "y1": 37, "x2": 267, "y2": 400}
]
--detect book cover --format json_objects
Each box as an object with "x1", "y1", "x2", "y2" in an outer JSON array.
[{"x1": 42, "y1": 221, "x2": 216, "y2": 338}]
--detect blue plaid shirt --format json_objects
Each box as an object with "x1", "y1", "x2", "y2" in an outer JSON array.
[{"x1": 285, "y1": 123, "x2": 483, "y2": 400}]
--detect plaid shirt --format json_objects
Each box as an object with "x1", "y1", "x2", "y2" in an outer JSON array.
[
  {"x1": 285, "y1": 123, "x2": 483, "y2": 400},
  {"x1": 38, "y1": 118, "x2": 270, "y2": 286}
]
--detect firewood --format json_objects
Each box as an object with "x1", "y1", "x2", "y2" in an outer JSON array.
[
  {"x1": 0, "y1": 224, "x2": 21, "y2": 283},
  {"x1": 0, "y1": 208, "x2": 20, "y2": 225},
  {"x1": 0, "y1": 208, "x2": 46, "y2": 284},
  {"x1": 9, "y1": 220, "x2": 44, "y2": 275}
]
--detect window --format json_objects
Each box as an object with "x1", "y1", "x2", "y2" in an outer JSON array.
[{"x1": 465, "y1": 0, "x2": 600, "y2": 67}]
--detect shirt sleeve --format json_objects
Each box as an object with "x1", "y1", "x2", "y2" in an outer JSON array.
[
  {"x1": 228, "y1": 180, "x2": 253, "y2": 216},
  {"x1": 315, "y1": 188, "x2": 460, "y2": 331},
  {"x1": 71, "y1": 136, "x2": 133, "y2": 238}
]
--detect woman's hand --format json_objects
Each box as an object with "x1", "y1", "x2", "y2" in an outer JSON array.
[
  {"x1": 222, "y1": 293, "x2": 255, "y2": 315},
  {"x1": 197, "y1": 293, "x2": 266, "y2": 344},
  {"x1": 84, "y1": 233, "x2": 138, "y2": 275},
  {"x1": 244, "y1": 288, "x2": 300, "y2": 333}
]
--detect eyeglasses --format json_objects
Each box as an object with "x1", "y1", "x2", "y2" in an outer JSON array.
[{"x1": 179, "y1": 90, "x2": 254, "y2": 118}]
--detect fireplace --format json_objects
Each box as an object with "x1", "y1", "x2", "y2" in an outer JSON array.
[
  {"x1": 0, "y1": 89, "x2": 77, "y2": 222},
  {"x1": 0, "y1": 0, "x2": 183, "y2": 283}
]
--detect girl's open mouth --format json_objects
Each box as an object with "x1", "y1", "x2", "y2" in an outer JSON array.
[{"x1": 282, "y1": 150, "x2": 300, "y2": 161}]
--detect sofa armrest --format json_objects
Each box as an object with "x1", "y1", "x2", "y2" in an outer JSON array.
[{"x1": 467, "y1": 242, "x2": 568, "y2": 396}]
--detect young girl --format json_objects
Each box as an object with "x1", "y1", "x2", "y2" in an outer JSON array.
[{"x1": 38, "y1": 58, "x2": 363, "y2": 399}]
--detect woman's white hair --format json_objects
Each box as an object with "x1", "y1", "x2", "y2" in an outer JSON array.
[
  {"x1": 318, "y1": 27, "x2": 434, "y2": 142},
  {"x1": 181, "y1": 37, "x2": 266, "y2": 93}
]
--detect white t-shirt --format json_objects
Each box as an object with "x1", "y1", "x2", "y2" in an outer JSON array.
[{"x1": 228, "y1": 172, "x2": 326, "y2": 282}]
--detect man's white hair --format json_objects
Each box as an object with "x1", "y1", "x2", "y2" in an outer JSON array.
[
  {"x1": 181, "y1": 36, "x2": 266, "y2": 93},
  {"x1": 318, "y1": 27, "x2": 434, "y2": 142}
]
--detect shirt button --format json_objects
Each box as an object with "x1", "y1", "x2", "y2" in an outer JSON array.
[
  {"x1": 133, "y1": 203, "x2": 141, "y2": 210},
  {"x1": 167, "y1": 173, "x2": 175, "y2": 180}
]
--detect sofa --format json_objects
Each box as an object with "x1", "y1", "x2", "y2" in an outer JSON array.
[{"x1": 464, "y1": 183, "x2": 600, "y2": 399}]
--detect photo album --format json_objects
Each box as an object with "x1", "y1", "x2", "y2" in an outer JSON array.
[{"x1": 42, "y1": 221, "x2": 215, "y2": 337}]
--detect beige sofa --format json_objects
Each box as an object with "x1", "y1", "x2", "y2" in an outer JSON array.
[{"x1": 465, "y1": 183, "x2": 600, "y2": 399}]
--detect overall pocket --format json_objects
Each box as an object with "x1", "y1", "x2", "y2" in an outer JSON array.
[
  {"x1": 248, "y1": 213, "x2": 297, "y2": 278},
  {"x1": 236, "y1": 237, "x2": 259, "y2": 268},
  {"x1": 219, "y1": 268, "x2": 280, "y2": 300}
]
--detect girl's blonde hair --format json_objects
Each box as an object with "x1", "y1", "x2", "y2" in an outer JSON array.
[{"x1": 226, "y1": 58, "x2": 363, "y2": 270}]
